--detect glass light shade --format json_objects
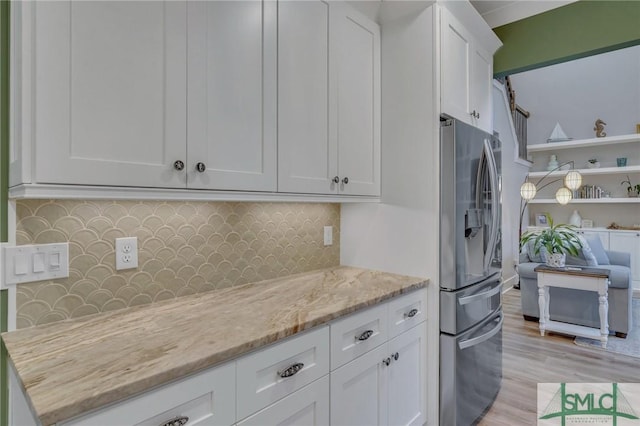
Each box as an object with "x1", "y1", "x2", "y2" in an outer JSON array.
[
  {"x1": 564, "y1": 170, "x2": 582, "y2": 190},
  {"x1": 555, "y1": 187, "x2": 572, "y2": 205},
  {"x1": 520, "y1": 182, "x2": 537, "y2": 201}
]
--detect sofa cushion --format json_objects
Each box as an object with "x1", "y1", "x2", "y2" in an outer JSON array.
[{"x1": 586, "y1": 236, "x2": 610, "y2": 265}]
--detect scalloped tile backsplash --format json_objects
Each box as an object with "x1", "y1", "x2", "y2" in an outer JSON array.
[{"x1": 15, "y1": 200, "x2": 340, "y2": 329}]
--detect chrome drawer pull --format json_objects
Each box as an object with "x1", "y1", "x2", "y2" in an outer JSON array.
[
  {"x1": 160, "y1": 416, "x2": 189, "y2": 426},
  {"x1": 405, "y1": 309, "x2": 418, "y2": 318},
  {"x1": 392, "y1": 352, "x2": 399, "y2": 361},
  {"x1": 356, "y1": 330, "x2": 374, "y2": 341},
  {"x1": 278, "y1": 362, "x2": 304, "y2": 378}
]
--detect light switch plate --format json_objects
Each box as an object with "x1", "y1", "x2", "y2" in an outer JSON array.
[
  {"x1": 324, "y1": 226, "x2": 333, "y2": 246},
  {"x1": 4, "y1": 243, "x2": 69, "y2": 285}
]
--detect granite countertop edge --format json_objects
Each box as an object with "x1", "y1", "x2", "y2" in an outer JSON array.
[{"x1": 2, "y1": 266, "x2": 428, "y2": 425}]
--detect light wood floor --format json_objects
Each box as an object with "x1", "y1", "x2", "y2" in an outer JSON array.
[{"x1": 478, "y1": 289, "x2": 640, "y2": 425}]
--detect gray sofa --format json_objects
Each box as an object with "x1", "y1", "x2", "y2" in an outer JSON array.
[{"x1": 518, "y1": 250, "x2": 633, "y2": 337}]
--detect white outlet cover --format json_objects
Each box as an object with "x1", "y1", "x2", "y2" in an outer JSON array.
[{"x1": 115, "y1": 237, "x2": 138, "y2": 270}]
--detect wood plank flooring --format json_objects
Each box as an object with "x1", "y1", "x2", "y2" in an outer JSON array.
[{"x1": 478, "y1": 289, "x2": 640, "y2": 425}]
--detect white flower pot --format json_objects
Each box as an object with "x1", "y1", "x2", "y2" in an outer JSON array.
[{"x1": 545, "y1": 252, "x2": 566, "y2": 268}]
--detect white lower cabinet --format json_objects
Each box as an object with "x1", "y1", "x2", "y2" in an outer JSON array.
[
  {"x1": 236, "y1": 326, "x2": 330, "y2": 420},
  {"x1": 330, "y1": 344, "x2": 389, "y2": 426},
  {"x1": 331, "y1": 322, "x2": 427, "y2": 426},
  {"x1": 60, "y1": 361, "x2": 236, "y2": 426},
  {"x1": 237, "y1": 377, "x2": 329, "y2": 426},
  {"x1": 387, "y1": 322, "x2": 427, "y2": 426},
  {"x1": 30, "y1": 291, "x2": 426, "y2": 425}
]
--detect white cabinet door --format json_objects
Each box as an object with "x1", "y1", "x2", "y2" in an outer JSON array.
[
  {"x1": 277, "y1": 1, "x2": 337, "y2": 195},
  {"x1": 387, "y1": 323, "x2": 427, "y2": 426},
  {"x1": 187, "y1": 1, "x2": 277, "y2": 192},
  {"x1": 61, "y1": 361, "x2": 236, "y2": 426},
  {"x1": 440, "y1": 6, "x2": 494, "y2": 132},
  {"x1": 440, "y1": 7, "x2": 472, "y2": 125},
  {"x1": 610, "y1": 232, "x2": 640, "y2": 289},
  {"x1": 278, "y1": 1, "x2": 380, "y2": 197},
  {"x1": 34, "y1": 1, "x2": 186, "y2": 188},
  {"x1": 470, "y1": 45, "x2": 493, "y2": 133},
  {"x1": 237, "y1": 377, "x2": 329, "y2": 426},
  {"x1": 330, "y1": 343, "x2": 389, "y2": 426},
  {"x1": 335, "y1": 4, "x2": 381, "y2": 196}
]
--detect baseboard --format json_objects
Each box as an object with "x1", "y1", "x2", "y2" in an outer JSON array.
[{"x1": 502, "y1": 274, "x2": 518, "y2": 293}]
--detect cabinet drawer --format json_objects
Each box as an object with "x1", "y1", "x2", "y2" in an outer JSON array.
[
  {"x1": 387, "y1": 290, "x2": 426, "y2": 338},
  {"x1": 61, "y1": 361, "x2": 235, "y2": 426},
  {"x1": 237, "y1": 376, "x2": 329, "y2": 426},
  {"x1": 236, "y1": 326, "x2": 330, "y2": 420},
  {"x1": 330, "y1": 303, "x2": 388, "y2": 369}
]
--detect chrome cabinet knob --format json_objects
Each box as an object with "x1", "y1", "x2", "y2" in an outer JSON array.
[
  {"x1": 392, "y1": 352, "x2": 399, "y2": 361},
  {"x1": 195, "y1": 162, "x2": 206, "y2": 173},
  {"x1": 333, "y1": 176, "x2": 340, "y2": 184},
  {"x1": 382, "y1": 357, "x2": 391, "y2": 366},
  {"x1": 342, "y1": 177, "x2": 349, "y2": 184},
  {"x1": 173, "y1": 160, "x2": 185, "y2": 171}
]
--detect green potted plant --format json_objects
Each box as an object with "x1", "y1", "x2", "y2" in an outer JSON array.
[
  {"x1": 620, "y1": 175, "x2": 640, "y2": 197},
  {"x1": 520, "y1": 213, "x2": 582, "y2": 267}
]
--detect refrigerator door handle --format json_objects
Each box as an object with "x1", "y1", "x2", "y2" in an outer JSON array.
[
  {"x1": 457, "y1": 284, "x2": 502, "y2": 306},
  {"x1": 483, "y1": 139, "x2": 500, "y2": 272},
  {"x1": 458, "y1": 313, "x2": 503, "y2": 350}
]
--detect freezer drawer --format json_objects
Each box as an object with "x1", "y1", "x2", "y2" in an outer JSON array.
[
  {"x1": 440, "y1": 310, "x2": 503, "y2": 426},
  {"x1": 440, "y1": 279, "x2": 502, "y2": 335}
]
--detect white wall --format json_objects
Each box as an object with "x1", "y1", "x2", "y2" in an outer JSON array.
[
  {"x1": 492, "y1": 81, "x2": 529, "y2": 286},
  {"x1": 510, "y1": 45, "x2": 640, "y2": 145},
  {"x1": 510, "y1": 45, "x2": 640, "y2": 229}
]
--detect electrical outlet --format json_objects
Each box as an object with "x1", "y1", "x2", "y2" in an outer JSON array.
[
  {"x1": 115, "y1": 237, "x2": 138, "y2": 270},
  {"x1": 324, "y1": 226, "x2": 333, "y2": 246}
]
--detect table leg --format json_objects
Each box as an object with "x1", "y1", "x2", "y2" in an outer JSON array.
[
  {"x1": 538, "y1": 283, "x2": 546, "y2": 336},
  {"x1": 599, "y1": 281, "x2": 609, "y2": 348}
]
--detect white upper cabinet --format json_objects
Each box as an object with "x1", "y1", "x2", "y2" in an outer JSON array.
[
  {"x1": 440, "y1": 5, "x2": 499, "y2": 133},
  {"x1": 277, "y1": 1, "x2": 336, "y2": 195},
  {"x1": 11, "y1": 0, "x2": 380, "y2": 198},
  {"x1": 335, "y1": 4, "x2": 381, "y2": 196},
  {"x1": 187, "y1": 1, "x2": 277, "y2": 192},
  {"x1": 31, "y1": 1, "x2": 186, "y2": 188},
  {"x1": 278, "y1": 1, "x2": 380, "y2": 196}
]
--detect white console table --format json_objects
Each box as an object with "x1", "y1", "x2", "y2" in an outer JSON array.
[{"x1": 534, "y1": 265, "x2": 610, "y2": 348}]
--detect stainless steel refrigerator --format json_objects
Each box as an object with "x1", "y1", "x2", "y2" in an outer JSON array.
[{"x1": 439, "y1": 117, "x2": 503, "y2": 426}]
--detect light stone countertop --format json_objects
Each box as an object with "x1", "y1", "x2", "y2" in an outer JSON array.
[{"x1": 2, "y1": 266, "x2": 429, "y2": 425}]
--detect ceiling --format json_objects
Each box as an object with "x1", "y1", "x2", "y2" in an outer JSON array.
[{"x1": 470, "y1": 0, "x2": 577, "y2": 28}]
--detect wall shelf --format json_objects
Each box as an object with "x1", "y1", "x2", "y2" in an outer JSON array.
[
  {"x1": 528, "y1": 198, "x2": 640, "y2": 204},
  {"x1": 527, "y1": 133, "x2": 640, "y2": 152},
  {"x1": 528, "y1": 165, "x2": 640, "y2": 179}
]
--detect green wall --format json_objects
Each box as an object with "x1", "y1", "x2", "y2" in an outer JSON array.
[{"x1": 493, "y1": 0, "x2": 640, "y2": 77}]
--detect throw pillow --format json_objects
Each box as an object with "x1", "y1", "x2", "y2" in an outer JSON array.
[
  {"x1": 586, "y1": 236, "x2": 610, "y2": 265},
  {"x1": 565, "y1": 235, "x2": 598, "y2": 266},
  {"x1": 524, "y1": 239, "x2": 547, "y2": 263}
]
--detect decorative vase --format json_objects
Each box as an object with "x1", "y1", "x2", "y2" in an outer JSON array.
[
  {"x1": 547, "y1": 155, "x2": 559, "y2": 171},
  {"x1": 568, "y1": 210, "x2": 582, "y2": 227},
  {"x1": 545, "y1": 252, "x2": 566, "y2": 268},
  {"x1": 587, "y1": 161, "x2": 600, "y2": 169}
]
